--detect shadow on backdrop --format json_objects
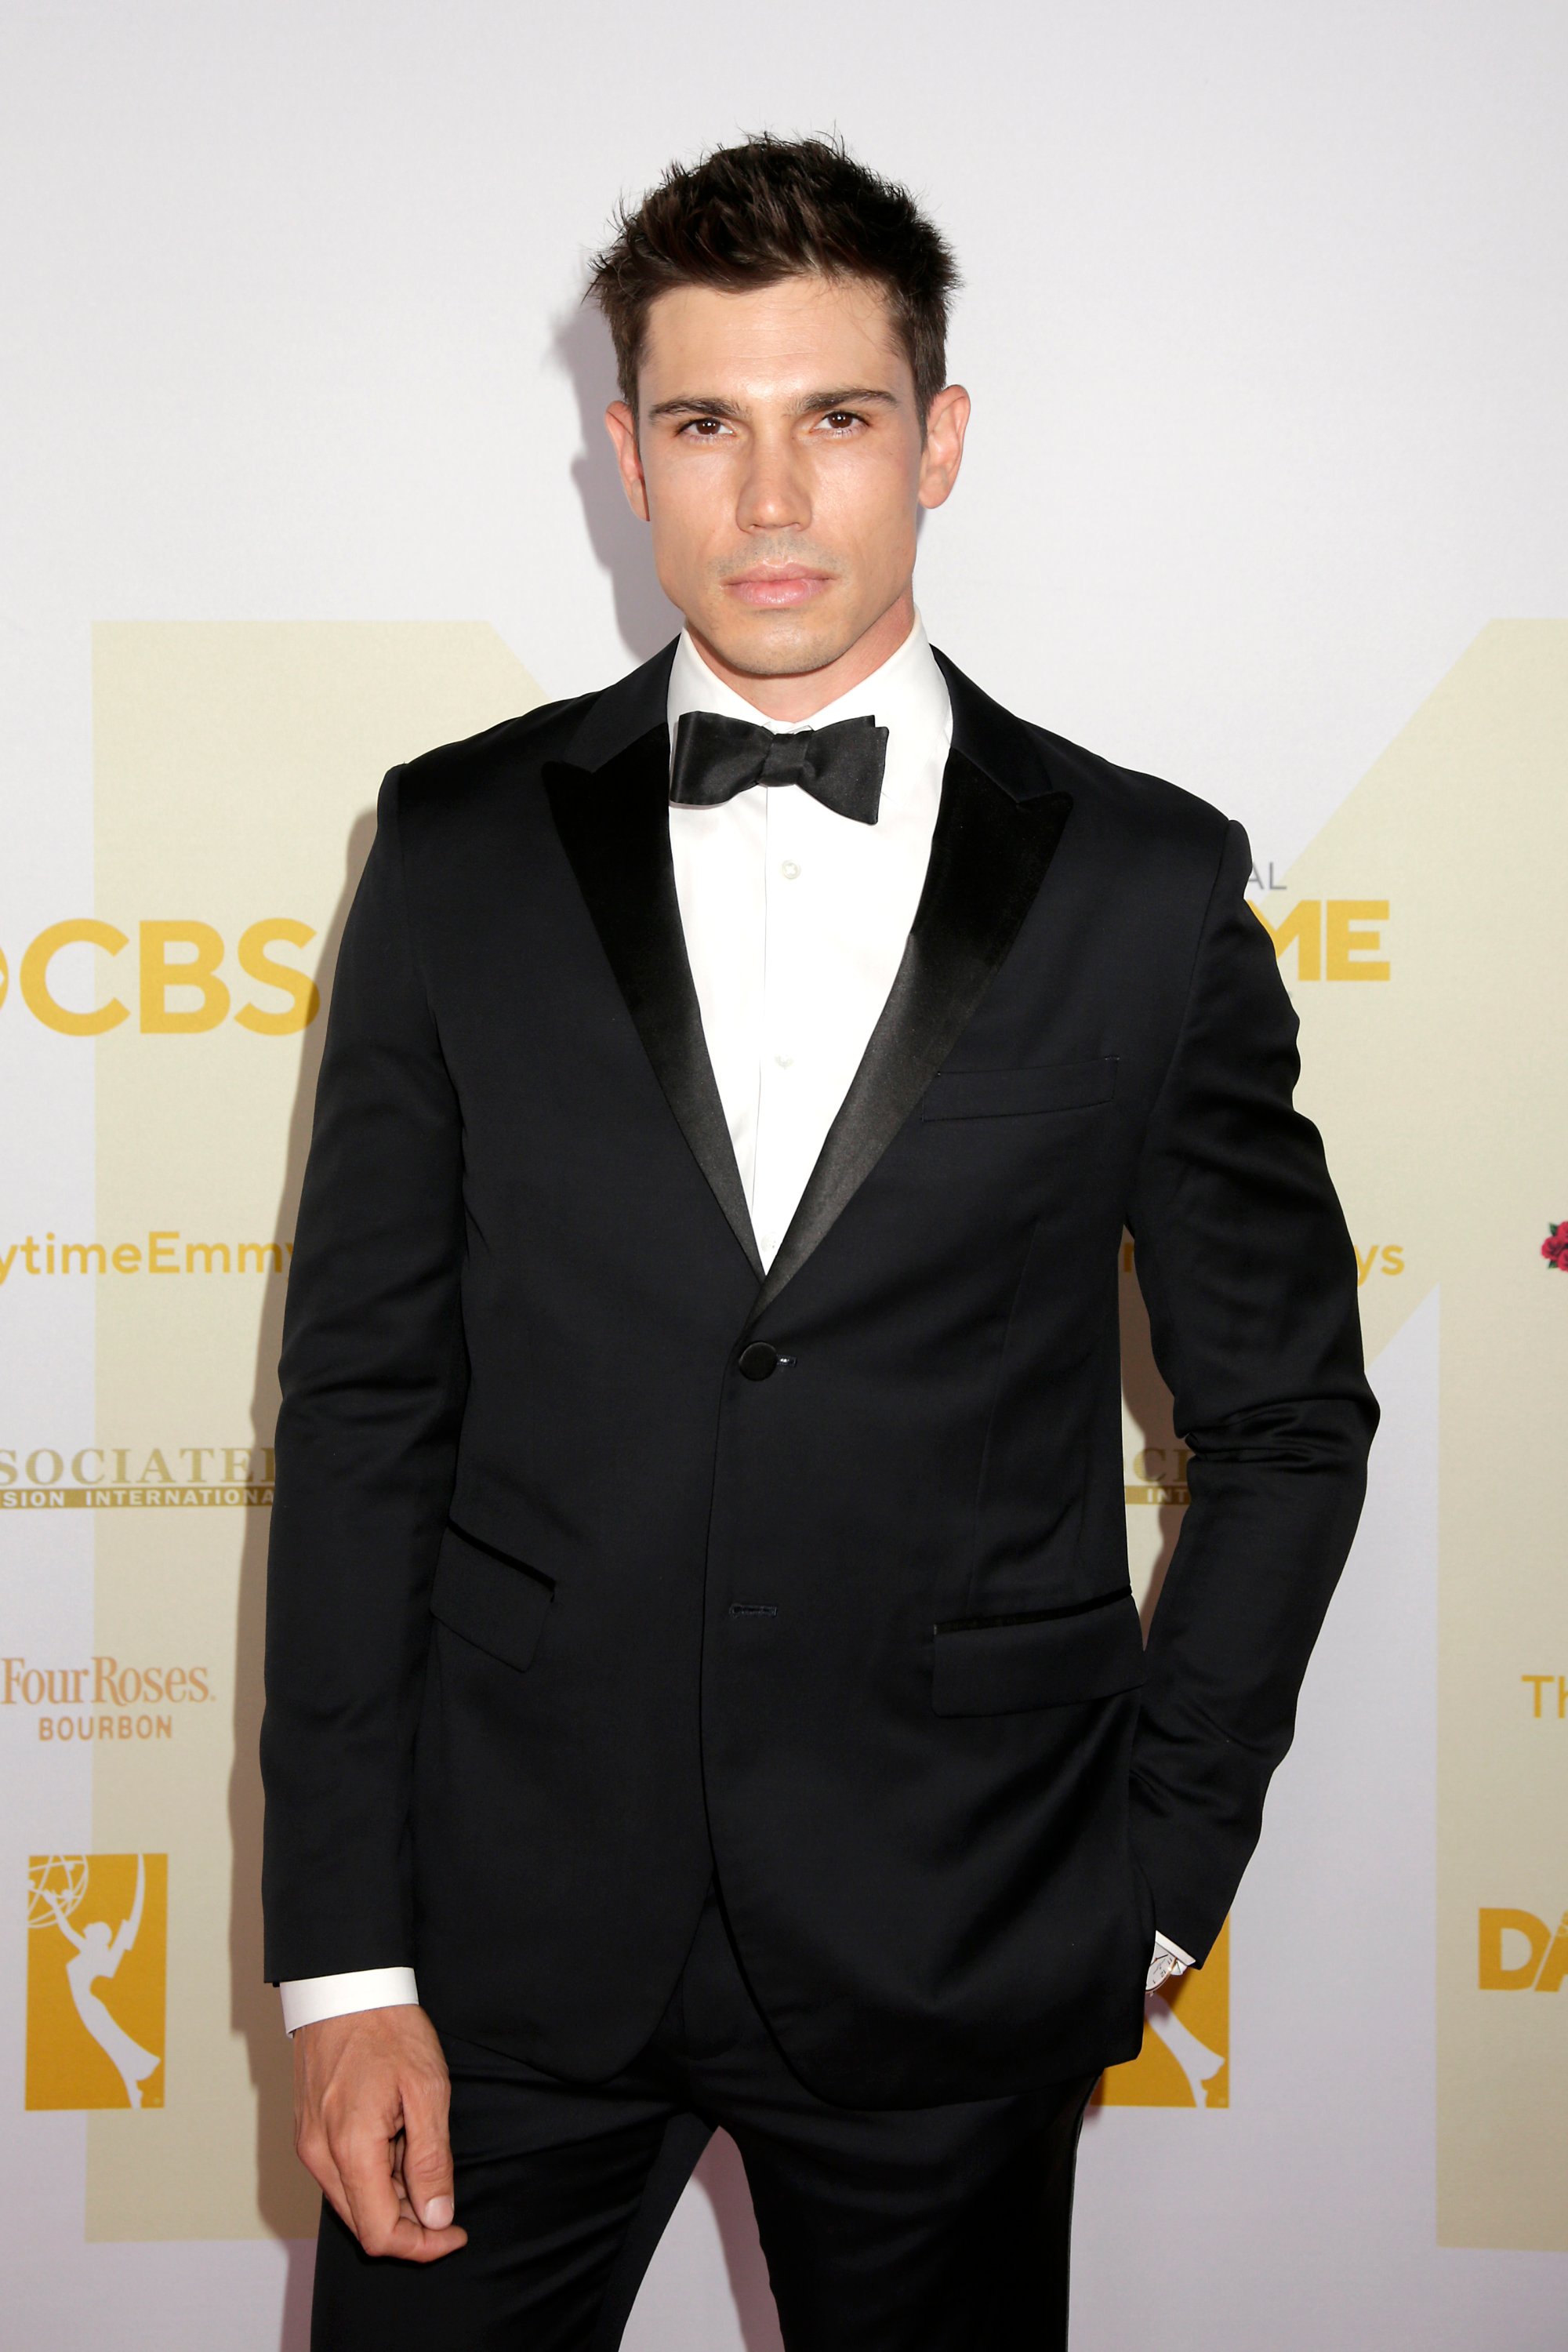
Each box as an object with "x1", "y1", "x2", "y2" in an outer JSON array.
[
  {"x1": 552, "y1": 300, "x2": 681, "y2": 665},
  {"x1": 225, "y1": 806, "x2": 378, "y2": 2343}
]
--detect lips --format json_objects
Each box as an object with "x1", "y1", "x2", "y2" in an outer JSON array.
[{"x1": 724, "y1": 566, "x2": 833, "y2": 610}]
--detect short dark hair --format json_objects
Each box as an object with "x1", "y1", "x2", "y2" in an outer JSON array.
[{"x1": 587, "y1": 134, "x2": 959, "y2": 419}]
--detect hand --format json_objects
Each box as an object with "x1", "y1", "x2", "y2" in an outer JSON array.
[{"x1": 292, "y1": 2005, "x2": 468, "y2": 2263}]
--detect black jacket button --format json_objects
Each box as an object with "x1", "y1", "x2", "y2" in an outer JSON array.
[{"x1": 738, "y1": 1341, "x2": 779, "y2": 1381}]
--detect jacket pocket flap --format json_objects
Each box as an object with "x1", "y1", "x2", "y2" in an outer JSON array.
[
  {"x1": 932, "y1": 1592, "x2": 1145, "y2": 1716},
  {"x1": 430, "y1": 1522, "x2": 554, "y2": 1672},
  {"x1": 921, "y1": 1057, "x2": 1118, "y2": 1121}
]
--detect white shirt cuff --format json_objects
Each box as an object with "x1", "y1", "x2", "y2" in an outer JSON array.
[
  {"x1": 278, "y1": 1967, "x2": 420, "y2": 2036},
  {"x1": 1146, "y1": 1929, "x2": 1196, "y2": 1991}
]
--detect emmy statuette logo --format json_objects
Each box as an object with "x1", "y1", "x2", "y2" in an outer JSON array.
[{"x1": 25, "y1": 1854, "x2": 167, "y2": 2109}]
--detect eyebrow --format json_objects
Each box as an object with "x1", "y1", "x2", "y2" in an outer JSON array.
[{"x1": 646, "y1": 386, "x2": 902, "y2": 423}]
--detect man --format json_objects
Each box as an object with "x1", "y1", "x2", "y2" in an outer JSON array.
[{"x1": 262, "y1": 136, "x2": 1377, "y2": 2348}]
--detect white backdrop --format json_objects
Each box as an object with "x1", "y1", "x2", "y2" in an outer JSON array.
[{"x1": 2, "y1": 2, "x2": 1566, "y2": 2343}]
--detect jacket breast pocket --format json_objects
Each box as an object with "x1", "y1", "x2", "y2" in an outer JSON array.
[
  {"x1": 931, "y1": 1588, "x2": 1145, "y2": 1716},
  {"x1": 430, "y1": 1521, "x2": 554, "y2": 1673},
  {"x1": 920, "y1": 1057, "x2": 1118, "y2": 1122}
]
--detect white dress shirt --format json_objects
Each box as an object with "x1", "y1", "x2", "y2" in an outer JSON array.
[
  {"x1": 278, "y1": 617, "x2": 1188, "y2": 2034},
  {"x1": 666, "y1": 617, "x2": 951, "y2": 1265}
]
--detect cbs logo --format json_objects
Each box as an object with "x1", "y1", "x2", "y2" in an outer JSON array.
[{"x1": 0, "y1": 920, "x2": 318, "y2": 1036}]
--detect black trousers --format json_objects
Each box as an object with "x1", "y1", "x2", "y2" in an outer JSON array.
[{"x1": 311, "y1": 1888, "x2": 1098, "y2": 2351}]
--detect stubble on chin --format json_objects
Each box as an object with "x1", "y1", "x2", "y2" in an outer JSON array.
[
  {"x1": 689, "y1": 596, "x2": 859, "y2": 684},
  {"x1": 712, "y1": 629, "x2": 847, "y2": 681}
]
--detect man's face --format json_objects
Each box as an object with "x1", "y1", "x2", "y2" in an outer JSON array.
[{"x1": 605, "y1": 274, "x2": 967, "y2": 695}]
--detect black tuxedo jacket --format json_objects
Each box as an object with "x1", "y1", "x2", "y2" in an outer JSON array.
[{"x1": 261, "y1": 642, "x2": 1376, "y2": 2107}]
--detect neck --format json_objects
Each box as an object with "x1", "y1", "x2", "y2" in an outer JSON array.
[{"x1": 685, "y1": 590, "x2": 916, "y2": 724}]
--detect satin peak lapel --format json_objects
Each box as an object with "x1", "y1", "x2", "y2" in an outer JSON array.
[
  {"x1": 544, "y1": 725, "x2": 763, "y2": 1279},
  {"x1": 751, "y1": 749, "x2": 1072, "y2": 1319}
]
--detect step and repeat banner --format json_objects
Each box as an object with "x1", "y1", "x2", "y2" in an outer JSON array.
[{"x1": 2, "y1": 4, "x2": 1564, "y2": 2346}]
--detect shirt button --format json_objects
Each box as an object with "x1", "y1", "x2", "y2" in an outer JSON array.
[
  {"x1": 774, "y1": 1053, "x2": 793, "y2": 1069},
  {"x1": 780, "y1": 860, "x2": 800, "y2": 880}
]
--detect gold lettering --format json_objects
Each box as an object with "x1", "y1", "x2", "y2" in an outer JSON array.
[
  {"x1": 235, "y1": 919, "x2": 320, "y2": 1035},
  {"x1": 1326, "y1": 899, "x2": 1390, "y2": 982},
  {"x1": 1534, "y1": 1913, "x2": 1568, "y2": 1994},
  {"x1": 20, "y1": 920, "x2": 130, "y2": 1035},
  {"x1": 139, "y1": 920, "x2": 229, "y2": 1033},
  {"x1": 1478, "y1": 1907, "x2": 1550, "y2": 1989}
]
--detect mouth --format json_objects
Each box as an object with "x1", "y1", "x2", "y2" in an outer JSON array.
[{"x1": 723, "y1": 564, "x2": 834, "y2": 611}]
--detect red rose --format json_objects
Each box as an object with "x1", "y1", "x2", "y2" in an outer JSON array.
[{"x1": 1544, "y1": 1221, "x2": 1568, "y2": 1272}]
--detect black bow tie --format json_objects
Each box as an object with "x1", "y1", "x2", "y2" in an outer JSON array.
[{"x1": 670, "y1": 709, "x2": 888, "y2": 826}]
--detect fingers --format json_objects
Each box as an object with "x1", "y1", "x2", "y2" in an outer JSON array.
[
  {"x1": 338, "y1": 2124, "x2": 466, "y2": 2263},
  {"x1": 399, "y1": 2065, "x2": 457, "y2": 2232},
  {"x1": 295, "y1": 2120, "x2": 354, "y2": 2238},
  {"x1": 292, "y1": 2005, "x2": 468, "y2": 2263},
  {"x1": 336, "y1": 2121, "x2": 409, "y2": 2254}
]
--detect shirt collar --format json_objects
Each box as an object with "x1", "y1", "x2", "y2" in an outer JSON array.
[{"x1": 666, "y1": 614, "x2": 951, "y2": 760}]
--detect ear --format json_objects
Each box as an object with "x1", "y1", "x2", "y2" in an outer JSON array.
[
  {"x1": 917, "y1": 384, "x2": 971, "y2": 511},
  {"x1": 604, "y1": 401, "x2": 650, "y2": 522}
]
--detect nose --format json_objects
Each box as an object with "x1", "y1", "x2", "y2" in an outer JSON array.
[{"x1": 735, "y1": 428, "x2": 810, "y2": 535}]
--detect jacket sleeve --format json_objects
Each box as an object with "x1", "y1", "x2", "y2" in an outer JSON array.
[
  {"x1": 261, "y1": 767, "x2": 466, "y2": 1982},
  {"x1": 1125, "y1": 818, "x2": 1378, "y2": 1963}
]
